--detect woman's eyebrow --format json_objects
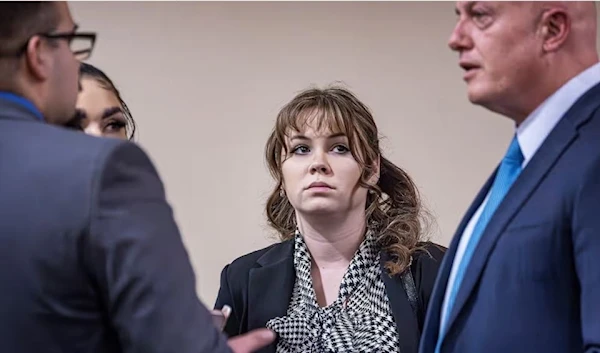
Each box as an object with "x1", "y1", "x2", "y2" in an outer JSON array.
[
  {"x1": 101, "y1": 106, "x2": 123, "y2": 119},
  {"x1": 289, "y1": 132, "x2": 346, "y2": 141}
]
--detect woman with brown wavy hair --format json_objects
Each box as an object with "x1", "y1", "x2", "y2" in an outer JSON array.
[{"x1": 214, "y1": 85, "x2": 445, "y2": 353}]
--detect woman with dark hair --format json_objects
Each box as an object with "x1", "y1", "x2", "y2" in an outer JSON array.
[
  {"x1": 214, "y1": 85, "x2": 445, "y2": 353},
  {"x1": 72, "y1": 62, "x2": 136, "y2": 140}
]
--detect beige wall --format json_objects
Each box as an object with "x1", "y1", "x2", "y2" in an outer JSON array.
[{"x1": 70, "y1": 1, "x2": 544, "y2": 304}]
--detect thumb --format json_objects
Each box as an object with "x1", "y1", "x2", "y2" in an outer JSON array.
[{"x1": 228, "y1": 328, "x2": 276, "y2": 353}]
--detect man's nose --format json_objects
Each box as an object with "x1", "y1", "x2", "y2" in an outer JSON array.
[{"x1": 448, "y1": 21, "x2": 471, "y2": 52}]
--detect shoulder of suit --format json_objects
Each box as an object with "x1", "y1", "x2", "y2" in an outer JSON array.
[
  {"x1": 379, "y1": 242, "x2": 445, "y2": 281},
  {"x1": 34, "y1": 122, "x2": 127, "y2": 161},
  {"x1": 8, "y1": 121, "x2": 131, "y2": 179},
  {"x1": 412, "y1": 241, "x2": 447, "y2": 269},
  {"x1": 226, "y1": 240, "x2": 292, "y2": 272},
  {"x1": 224, "y1": 240, "x2": 447, "y2": 273},
  {"x1": 229, "y1": 240, "x2": 291, "y2": 269}
]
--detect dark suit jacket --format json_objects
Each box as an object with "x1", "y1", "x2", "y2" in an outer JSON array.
[
  {"x1": 0, "y1": 93, "x2": 231, "y2": 353},
  {"x1": 419, "y1": 82, "x2": 600, "y2": 353},
  {"x1": 215, "y1": 240, "x2": 445, "y2": 353}
]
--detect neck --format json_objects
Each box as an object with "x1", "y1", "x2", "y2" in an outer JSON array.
[
  {"x1": 501, "y1": 57, "x2": 599, "y2": 126},
  {"x1": 1, "y1": 74, "x2": 50, "y2": 122},
  {"x1": 296, "y1": 208, "x2": 366, "y2": 270}
]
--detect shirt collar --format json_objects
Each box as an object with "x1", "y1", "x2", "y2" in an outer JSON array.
[
  {"x1": 516, "y1": 62, "x2": 600, "y2": 166},
  {"x1": 0, "y1": 91, "x2": 44, "y2": 121}
]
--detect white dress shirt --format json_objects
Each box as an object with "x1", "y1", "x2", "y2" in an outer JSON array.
[{"x1": 439, "y1": 62, "x2": 600, "y2": 332}]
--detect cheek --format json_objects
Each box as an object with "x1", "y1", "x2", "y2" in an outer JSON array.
[
  {"x1": 483, "y1": 37, "x2": 534, "y2": 81},
  {"x1": 67, "y1": 56, "x2": 80, "y2": 86},
  {"x1": 281, "y1": 161, "x2": 303, "y2": 192},
  {"x1": 334, "y1": 160, "x2": 363, "y2": 189}
]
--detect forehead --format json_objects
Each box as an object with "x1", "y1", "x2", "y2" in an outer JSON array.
[
  {"x1": 455, "y1": 1, "x2": 526, "y2": 13},
  {"x1": 76, "y1": 79, "x2": 120, "y2": 114},
  {"x1": 287, "y1": 126, "x2": 345, "y2": 139},
  {"x1": 455, "y1": 1, "x2": 478, "y2": 12},
  {"x1": 55, "y1": 2, "x2": 76, "y2": 28},
  {"x1": 284, "y1": 107, "x2": 348, "y2": 136}
]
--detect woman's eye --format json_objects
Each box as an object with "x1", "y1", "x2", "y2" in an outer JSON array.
[
  {"x1": 333, "y1": 145, "x2": 349, "y2": 153},
  {"x1": 292, "y1": 145, "x2": 310, "y2": 154},
  {"x1": 105, "y1": 121, "x2": 126, "y2": 132}
]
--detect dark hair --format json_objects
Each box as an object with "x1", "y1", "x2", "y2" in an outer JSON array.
[
  {"x1": 0, "y1": 2, "x2": 60, "y2": 80},
  {"x1": 79, "y1": 62, "x2": 136, "y2": 140},
  {"x1": 265, "y1": 85, "x2": 432, "y2": 276}
]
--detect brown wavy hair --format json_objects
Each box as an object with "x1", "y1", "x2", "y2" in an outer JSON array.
[{"x1": 264, "y1": 85, "x2": 431, "y2": 276}]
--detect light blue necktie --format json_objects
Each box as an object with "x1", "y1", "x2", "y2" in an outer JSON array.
[{"x1": 435, "y1": 135, "x2": 524, "y2": 352}]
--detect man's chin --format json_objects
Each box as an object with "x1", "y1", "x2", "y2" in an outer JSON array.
[
  {"x1": 466, "y1": 88, "x2": 510, "y2": 117},
  {"x1": 466, "y1": 86, "x2": 491, "y2": 106}
]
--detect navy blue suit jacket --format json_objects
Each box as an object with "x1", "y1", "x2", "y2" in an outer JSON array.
[
  {"x1": 0, "y1": 94, "x2": 231, "y2": 353},
  {"x1": 419, "y1": 83, "x2": 600, "y2": 353}
]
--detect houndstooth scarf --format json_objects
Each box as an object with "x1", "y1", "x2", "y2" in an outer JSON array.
[{"x1": 265, "y1": 229, "x2": 400, "y2": 352}]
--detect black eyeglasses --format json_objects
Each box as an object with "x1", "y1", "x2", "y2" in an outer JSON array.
[
  {"x1": 44, "y1": 32, "x2": 97, "y2": 60},
  {"x1": 12, "y1": 31, "x2": 97, "y2": 61}
]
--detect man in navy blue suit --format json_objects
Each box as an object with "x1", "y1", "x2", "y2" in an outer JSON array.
[
  {"x1": 0, "y1": 2, "x2": 273, "y2": 352},
  {"x1": 420, "y1": 2, "x2": 600, "y2": 353}
]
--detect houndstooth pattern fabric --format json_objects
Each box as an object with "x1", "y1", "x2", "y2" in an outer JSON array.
[{"x1": 266, "y1": 229, "x2": 400, "y2": 352}]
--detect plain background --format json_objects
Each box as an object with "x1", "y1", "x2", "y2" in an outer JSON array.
[{"x1": 69, "y1": 1, "x2": 598, "y2": 304}]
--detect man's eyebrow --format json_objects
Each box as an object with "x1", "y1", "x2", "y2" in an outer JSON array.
[{"x1": 456, "y1": 1, "x2": 476, "y2": 15}]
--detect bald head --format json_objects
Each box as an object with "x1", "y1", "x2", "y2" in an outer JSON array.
[
  {"x1": 449, "y1": 1, "x2": 599, "y2": 122},
  {"x1": 533, "y1": 1, "x2": 598, "y2": 59}
]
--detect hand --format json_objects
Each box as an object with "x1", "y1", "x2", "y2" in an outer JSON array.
[
  {"x1": 227, "y1": 328, "x2": 276, "y2": 353},
  {"x1": 211, "y1": 305, "x2": 232, "y2": 331}
]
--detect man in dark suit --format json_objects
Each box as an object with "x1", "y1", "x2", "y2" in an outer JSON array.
[
  {"x1": 0, "y1": 2, "x2": 273, "y2": 352},
  {"x1": 420, "y1": 2, "x2": 600, "y2": 353}
]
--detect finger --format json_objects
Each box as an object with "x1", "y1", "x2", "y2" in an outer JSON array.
[
  {"x1": 228, "y1": 328, "x2": 276, "y2": 353},
  {"x1": 221, "y1": 304, "x2": 232, "y2": 319},
  {"x1": 209, "y1": 310, "x2": 227, "y2": 330}
]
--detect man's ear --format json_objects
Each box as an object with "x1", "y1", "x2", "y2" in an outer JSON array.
[
  {"x1": 23, "y1": 36, "x2": 52, "y2": 81},
  {"x1": 539, "y1": 8, "x2": 570, "y2": 53}
]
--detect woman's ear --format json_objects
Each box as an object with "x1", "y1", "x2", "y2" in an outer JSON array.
[
  {"x1": 279, "y1": 181, "x2": 286, "y2": 197},
  {"x1": 367, "y1": 156, "x2": 381, "y2": 186}
]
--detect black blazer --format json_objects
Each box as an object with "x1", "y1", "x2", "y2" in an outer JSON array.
[{"x1": 215, "y1": 240, "x2": 445, "y2": 353}]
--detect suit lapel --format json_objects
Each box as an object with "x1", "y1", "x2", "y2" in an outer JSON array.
[
  {"x1": 419, "y1": 173, "x2": 496, "y2": 353},
  {"x1": 381, "y1": 253, "x2": 420, "y2": 353},
  {"x1": 444, "y1": 81, "x2": 600, "y2": 338},
  {"x1": 247, "y1": 240, "x2": 295, "y2": 352}
]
